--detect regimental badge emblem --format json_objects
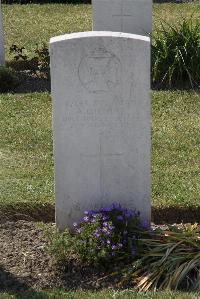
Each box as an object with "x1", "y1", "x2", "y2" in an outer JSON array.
[{"x1": 78, "y1": 46, "x2": 121, "y2": 93}]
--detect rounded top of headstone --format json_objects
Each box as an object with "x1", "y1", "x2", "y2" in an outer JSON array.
[{"x1": 50, "y1": 31, "x2": 150, "y2": 45}]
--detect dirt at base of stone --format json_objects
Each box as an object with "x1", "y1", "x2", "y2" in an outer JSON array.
[
  {"x1": 0, "y1": 221, "x2": 108, "y2": 293},
  {"x1": 0, "y1": 220, "x2": 196, "y2": 294}
]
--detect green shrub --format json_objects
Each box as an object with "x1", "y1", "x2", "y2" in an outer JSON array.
[
  {"x1": 10, "y1": 43, "x2": 50, "y2": 78},
  {"x1": 152, "y1": 19, "x2": 200, "y2": 88},
  {"x1": 46, "y1": 203, "x2": 146, "y2": 266},
  {"x1": 0, "y1": 66, "x2": 20, "y2": 92}
]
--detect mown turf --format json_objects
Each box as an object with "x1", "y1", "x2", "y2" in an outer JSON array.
[
  {"x1": 0, "y1": 93, "x2": 53, "y2": 205},
  {"x1": 0, "y1": 91, "x2": 199, "y2": 208},
  {"x1": 2, "y1": 3, "x2": 200, "y2": 60},
  {"x1": 0, "y1": 290, "x2": 200, "y2": 299}
]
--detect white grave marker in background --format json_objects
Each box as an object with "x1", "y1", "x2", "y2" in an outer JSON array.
[
  {"x1": 50, "y1": 32, "x2": 151, "y2": 229},
  {"x1": 93, "y1": 0, "x2": 152, "y2": 36},
  {"x1": 0, "y1": 0, "x2": 5, "y2": 65}
]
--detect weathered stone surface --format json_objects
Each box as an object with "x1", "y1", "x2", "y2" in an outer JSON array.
[
  {"x1": 93, "y1": 0, "x2": 152, "y2": 36},
  {"x1": 0, "y1": 0, "x2": 5, "y2": 65},
  {"x1": 50, "y1": 31, "x2": 151, "y2": 229}
]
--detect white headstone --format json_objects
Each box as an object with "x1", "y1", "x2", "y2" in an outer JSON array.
[
  {"x1": 0, "y1": 0, "x2": 5, "y2": 65},
  {"x1": 50, "y1": 31, "x2": 151, "y2": 229},
  {"x1": 93, "y1": 0, "x2": 152, "y2": 36}
]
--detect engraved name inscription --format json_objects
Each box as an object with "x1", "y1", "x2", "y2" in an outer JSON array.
[{"x1": 64, "y1": 99, "x2": 134, "y2": 128}]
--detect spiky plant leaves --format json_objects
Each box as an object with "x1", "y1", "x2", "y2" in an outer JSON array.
[
  {"x1": 152, "y1": 18, "x2": 200, "y2": 88},
  {"x1": 123, "y1": 224, "x2": 200, "y2": 291}
]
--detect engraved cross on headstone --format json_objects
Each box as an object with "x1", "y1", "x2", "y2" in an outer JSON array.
[
  {"x1": 81, "y1": 133, "x2": 123, "y2": 200},
  {"x1": 112, "y1": 0, "x2": 132, "y2": 32}
]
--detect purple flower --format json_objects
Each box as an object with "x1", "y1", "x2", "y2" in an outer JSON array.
[
  {"x1": 84, "y1": 210, "x2": 96, "y2": 216},
  {"x1": 94, "y1": 232, "x2": 100, "y2": 238},
  {"x1": 117, "y1": 215, "x2": 124, "y2": 221},
  {"x1": 111, "y1": 252, "x2": 116, "y2": 256},
  {"x1": 73, "y1": 222, "x2": 78, "y2": 227},
  {"x1": 103, "y1": 222, "x2": 108, "y2": 227},
  {"x1": 109, "y1": 225, "x2": 114, "y2": 231},
  {"x1": 140, "y1": 220, "x2": 149, "y2": 230},
  {"x1": 107, "y1": 239, "x2": 111, "y2": 245},
  {"x1": 94, "y1": 228, "x2": 101, "y2": 238},
  {"x1": 83, "y1": 216, "x2": 90, "y2": 222},
  {"x1": 100, "y1": 237, "x2": 105, "y2": 244},
  {"x1": 100, "y1": 205, "x2": 113, "y2": 212},
  {"x1": 112, "y1": 203, "x2": 122, "y2": 211},
  {"x1": 102, "y1": 227, "x2": 110, "y2": 235},
  {"x1": 111, "y1": 245, "x2": 117, "y2": 250},
  {"x1": 124, "y1": 211, "x2": 134, "y2": 219},
  {"x1": 123, "y1": 230, "x2": 128, "y2": 235}
]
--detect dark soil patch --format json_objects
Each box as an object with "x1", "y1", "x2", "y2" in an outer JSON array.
[
  {"x1": 0, "y1": 220, "x2": 191, "y2": 295},
  {"x1": 0, "y1": 221, "x2": 113, "y2": 294},
  {"x1": 0, "y1": 219, "x2": 197, "y2": 297}
]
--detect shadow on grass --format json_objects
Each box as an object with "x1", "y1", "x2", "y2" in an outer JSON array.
[
  {"x1": 4, "y1": 61, "x2": 50, "y2": 94},
  {"x1": 6, "y1": 60, "x2": 199, "y2": 94},
  {"x1": 0, "y1": 203, "x2": 200, "y2": 224},
  {"x1": 0, "y1": 266, "x2": 48, "y2": 299}
]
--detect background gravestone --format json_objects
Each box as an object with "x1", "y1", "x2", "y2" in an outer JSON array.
[
  {"x1": 50, "y1": 32, "x2": 151, "y2": 229},
  {"x1": 0, "y1": 0, "x2": 5, "y2": 65},
  {"x1": 93, "y1": 0, "x2": 152, "y2": 36}
]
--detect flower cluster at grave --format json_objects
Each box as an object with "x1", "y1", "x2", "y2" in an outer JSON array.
[
  {"x1": 46, "y1": 205, "x2": 200, "y2": 291},
  {"x1": 72, "y1": 203, "x2": 148, "y2": 263}
]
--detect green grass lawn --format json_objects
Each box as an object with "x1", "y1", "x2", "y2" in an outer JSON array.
[
  {"x1": 1, "y1": 290, "x2": 200, "y2": 299},
  {"x1": 0, "y1": 91, "x2": 199, "y2": 208},
  {"x1": 2, "y1": 3, "x2": 200, "y2": 60},
  {"x1": 0, "y1": 2, "x2": 200, "y2": 210}
]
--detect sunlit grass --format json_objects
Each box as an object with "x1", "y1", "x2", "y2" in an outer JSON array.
[
  {"x1": 0, "y1": 289, "x2": 200, "y2": 299},
  {"x1": 2, "y1": 3, "x2": 200, "y2": 60},
  {"x1": 0, "y1": 91, "x2": 199, "y2": 208}
]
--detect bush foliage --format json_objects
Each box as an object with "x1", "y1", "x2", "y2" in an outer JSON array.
[
  {"x1": 46, "y1": 203, "x2": 147, "y2": 265},
  {"x1": 152, "y1": 19, "x2": 200, "y2": 88},
  {"x1": 8, "y1": 18, "x2": 200, "y2": 89},
  {"x1": 10, "y1": 43, "x2": 50, "y2": 78}
]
